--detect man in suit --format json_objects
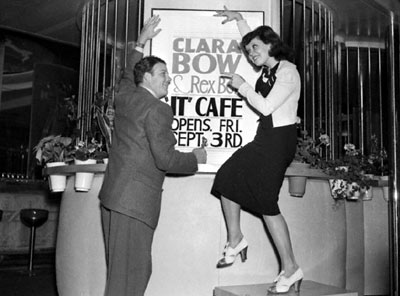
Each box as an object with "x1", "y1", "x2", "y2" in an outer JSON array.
[{"x1": 99, "y1": 16, "x2": 207, "y2": 296}]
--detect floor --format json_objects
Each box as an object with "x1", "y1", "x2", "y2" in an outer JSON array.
[
  {"x1": 0, "y1": 250, "x2": 391, "y2": 296},
  {"x1": 215, "y1": 281, "x2": 359, "y2": 296},
  {"x1": 0, "y1": 249, "x2": 57, "y2": 296}
]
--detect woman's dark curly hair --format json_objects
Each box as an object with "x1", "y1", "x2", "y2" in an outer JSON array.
[
  {"x1": 134, "y1": 55, "x2": 166, "y2": 85},
  {"x1": 242, "y1": 26, "x2": 294, "y2": 62}
]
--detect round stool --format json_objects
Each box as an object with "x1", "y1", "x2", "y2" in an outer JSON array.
[{"x1": 20, "y1": 209, "x2": 49, "y2": 276}]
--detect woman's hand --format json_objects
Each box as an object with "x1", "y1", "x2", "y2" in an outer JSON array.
[
  {"x1": 221, "y1": 73, "x2": 246, "y2": 91},
  {"x1": 214, "y1": 5, "x2": 243, "y2": 24},
  {"x1": 137, "y1": 15, "x2": 162, "y2": 45}
]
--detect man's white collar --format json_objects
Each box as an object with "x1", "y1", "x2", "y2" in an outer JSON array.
[{"x1": 141, "y1": 85, "x2": 157, "y2": 98}]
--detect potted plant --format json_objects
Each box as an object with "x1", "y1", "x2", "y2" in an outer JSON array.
[
  {"x1": 72, "y1": 139, "x2": 107, "y2": 191},
  {"x1": 292, "y1": 130, "x2": 330, "y2": 167},
  {"x1": 373, "y1": 147, "x2": 390, "y2": 202},
  {"x1": 288, "y1": 128, "x2": 330, "y2": 197},
  {"x1": 33, "y1": 135, "x2": 74, "y2": 192},
  {"x1": 73, "y1": 139, "x2": 107, "y2": 161},
  {"x1": 362, "y1": 135, "x2": 389, "y2": 176},
  {"x1": 320, "y1": 143, "x2": 371, "y2": 201},
  {"x1": 360, "y1": 135, "x2": 390, "y2": 201},
  {"x1": 359, "y1": 154, "x2": 375, "y2": 200}
]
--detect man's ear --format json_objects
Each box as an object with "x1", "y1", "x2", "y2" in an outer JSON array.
[{"x1": 143, "y1": 72, "x2": 152, "y2": 83}]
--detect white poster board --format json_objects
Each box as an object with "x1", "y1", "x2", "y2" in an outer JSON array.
[{"x1": 148, "y1": 9, "x2": 264, "y2": 171}]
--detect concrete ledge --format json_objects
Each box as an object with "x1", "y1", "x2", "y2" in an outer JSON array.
[{"x1": 214, "y1": 280, "x2": 358, "y2": 296}]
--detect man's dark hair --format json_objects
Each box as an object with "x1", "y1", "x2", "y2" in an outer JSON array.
[
  {"x1": 242, "y1": 25, "x2": 294, "y2": 62},
  {"x1": 134, "y1": 55, "x2": 166, "y2": 85}
]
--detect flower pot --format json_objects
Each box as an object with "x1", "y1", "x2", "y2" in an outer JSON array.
[
  {"x1": 361, "y1": 174, "x2": 374, "y2": 200},
  {"x1": 362, "y1": 187, "x2": 373, "y2": 201},
  {"x1": 381, "y1": 187, "x2": 389, "y2": 202},
  {"x1": 288, "y1": 176, "x2": 308, "y2": 197},
  {"x1": 346, "y1": 182, "x2": 361, "y2": 200},
  {"x1": 380, "y1": 175, "x2": 389, "y2": 202},
  {"x1": 74, "y1": 159, "x2": 97, "y2": 192},
  {"x1": 363, "y1": 173, "x2": 374, "y2": 179},
  {"x1": 46, "y1": 162, "x2": 67, "y2": 192},
  {"x1": 288, "y1": 162, "x2": 311, "y2": 198},
  {"x1": 379, "y1": 175, "x2": 389, "y2": 182},
  {"x1": 329, "y1": 179, "x2": 348, "y2": 200}
]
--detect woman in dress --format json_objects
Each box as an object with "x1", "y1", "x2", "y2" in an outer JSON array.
[{"x1": 211, "y1": 6, "x2": 303, "y2": 294}]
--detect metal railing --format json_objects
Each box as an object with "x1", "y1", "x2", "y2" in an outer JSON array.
[
  {"x1": 77, "y1": 0, "x2": 135, "y2": 142},
  {"x1": 281, "y1": 1, "x2": 398, "y2": 294},
  {"x1": 280, "y1": 0, "x2": 389, "y2": 160}
]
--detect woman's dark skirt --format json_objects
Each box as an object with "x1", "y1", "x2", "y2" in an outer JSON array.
[{"x1": 211, "y1": 116, "x2": 296, "y2": 216}]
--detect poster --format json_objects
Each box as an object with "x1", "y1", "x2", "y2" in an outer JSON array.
[{"x1": 149, "y1": 9, "x2": 264, "y2": 171}]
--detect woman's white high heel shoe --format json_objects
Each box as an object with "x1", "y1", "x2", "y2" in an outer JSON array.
[
  {"x1": 267, "y1": 268, "x2": 303, "y2": 294},
  {"x1": 216, "y1": 237, "x2": 248, "y2": 268},
  {"x1": 273, "y1": 270, "x2": 285, "y2": 283}
]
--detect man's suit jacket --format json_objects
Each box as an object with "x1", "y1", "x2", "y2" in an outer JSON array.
[{"x1": 99, "y1": 49, "x2": 198, "y2": 229}]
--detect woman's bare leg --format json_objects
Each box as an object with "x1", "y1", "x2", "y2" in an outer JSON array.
[
  {"x1": 221, "y1": 196, "x2": 243, "y2": 247},
  {"x1": 263, "y1": 214, "x2": 299, "y2": 276}
]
